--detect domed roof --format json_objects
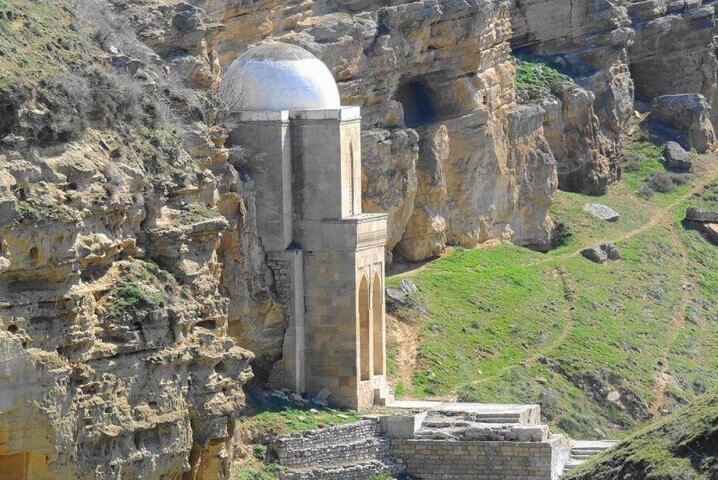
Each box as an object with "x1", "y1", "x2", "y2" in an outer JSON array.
[{"x1": 219, "y1": 43, "x2": 341, "y2": 111}]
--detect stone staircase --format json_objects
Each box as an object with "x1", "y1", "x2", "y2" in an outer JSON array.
[
  {"x1": 273, "y1": 418, "x2": 403, "y2": 480},
  {"x1": 561, "y1": 440, "x2": 617, "y2": 476}
]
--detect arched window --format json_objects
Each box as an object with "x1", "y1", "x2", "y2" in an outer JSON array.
[
  {"x1": 359, "y1": 275, "x2": 371, "y2": 381},
  {"x1": 372, "y1": 272, "x2": 384, "y2": 375}
]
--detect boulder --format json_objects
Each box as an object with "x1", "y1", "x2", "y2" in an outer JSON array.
[
  {"x1": 663, "y1": 141, "x2": 694, "y2": 171},
  {"x1": 386, "y1": 279, "x2": 420, "y2": 311},
  {"x1": 647, "y1": 94, "x2": 716, "y2": 153},
  {"x1": 581, "y1": 243, "x2": 621, "y2": 263},
  {"x1": 686, "y1": 208, "x2": 718, "y2": 223},
  {"x1": 584, "y1": 203, "x2": 620, "y2": 222},
  {"x1": 698, "y1": 223, "x2": 718, "y2": 245},
  {"x1": 601, "y1": 243, "x2": 622, "y2": 261},
  {"x1": 581, "y1": 246, "x2": 609, "y2": 264}
]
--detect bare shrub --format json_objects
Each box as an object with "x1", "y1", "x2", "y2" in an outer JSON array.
[
  {"x1": 217, "y1": 72, "x2": 247, "y2": 112},
  {"x1": 638, "y1": 172, "x2": 691, "y2": 198}
]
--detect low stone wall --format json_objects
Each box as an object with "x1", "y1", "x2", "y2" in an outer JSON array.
[
  {"x1": 392, "y1": 435, "x2": 570, "y2": 480},
  {"x1": 274, "y1": 419, "x2": 383, "y2": 464}
]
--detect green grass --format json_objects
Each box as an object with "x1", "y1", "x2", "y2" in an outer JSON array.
[
  {"x1": 231, "y1": 404, "x2": 359, "y2": 480},
  {"x1": 0, "y1": 0, "x2": 84, "y2": 90},
  {"x1": 174, "y1": 204, "x2": 221, "y2": 225},
  {"x1": 239, "y1": 407, "x2": 359, "y2": 434},
  {"x1": 567, "y1": 390, "x2": 718, "y2": 480},
  {"x1": 513, "y1": 55, "x2": 575, "y2": 103},
  {"x1": 105, "y1": 261, "x2": 170, "y2": 319},
  {"x1": 387, "y1": 135, "x2": 718, "y2": 439}
]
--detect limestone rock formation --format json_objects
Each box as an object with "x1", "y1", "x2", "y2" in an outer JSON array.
[
  {"x1": 511, "y1": 0, "x2": 636, "y2": 149},
  {"x1": 647, "y1": 94, "x2": 717, "y2": 153},
  {"x1": 204, "y1": 0, "x2": 559, "y2": 257},
  {"x1": 627, "y1": 0, "x2": 718, "y2": 125},
  {"x1": 0, "y1": 1, "x2": 271, "y2": 477},
  {"x1": 541, "y1": 84, "x2": 613, "y2": 195},
  {"x1": 664, "y1": 141, "x2": 695, "y2": 171}
]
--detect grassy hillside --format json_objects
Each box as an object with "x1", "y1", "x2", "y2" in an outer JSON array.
[
  {"x1": 567, "y1": 390, "x2": 718, "y2": 479},
  {"x1": 387, "y1": 130, "x2": 718, "y2": 439}
]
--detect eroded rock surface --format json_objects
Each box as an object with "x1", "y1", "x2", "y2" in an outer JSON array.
[
  {"x1": 203, "y1": 0, "x2": 559, "y2": 258},
  {"x1": 0, "y1": 1, "x2": 270, "y2": 477},
  {"x1": 2, "y1": 0, "x2": 718, "y2": 477},
  {"x1": 647, "y1": 94, "x2": 717, "y2": 153},
  {"x1": 627, "y1": 0, "x2": 718, "y2": 125}
]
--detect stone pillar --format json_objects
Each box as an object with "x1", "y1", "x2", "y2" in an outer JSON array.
[{"x1": 227, "y1": 111, "x2": 293, "y2": 251}]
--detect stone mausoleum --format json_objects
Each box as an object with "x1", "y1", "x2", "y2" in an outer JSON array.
[{"x1": 220, "y1": 43, "x2": 392, "y2": 410}]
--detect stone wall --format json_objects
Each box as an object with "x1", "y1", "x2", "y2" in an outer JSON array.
[
  {"x1": 270, "y1": 414, "x2": 575, "y2": 480},
  {"x1": 392, "y1": 437, "x2": 569, "y2": 480},
  {"x1": 274, "y1": 419, "x2": 385, "y2": 466},
  {"x1": 272, "y1": 419, "x2": 400, "y2": 479}
]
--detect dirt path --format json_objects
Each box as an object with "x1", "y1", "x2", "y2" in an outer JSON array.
[
  {"x1": 649, "y1": 227, "x2": 692, "y2": 419},
  {"x1": 387, "y1": 313, "x2": 419, "y2": 394},
  {"x1": 386, "y1": 158, "x2": 718, "y2": 398},
  {"x1": 458, "y1": 266, "x2": 578, "y2": 392},
  {"x1": 391, "y1": 161, "x2": 718, "y2": 280}
]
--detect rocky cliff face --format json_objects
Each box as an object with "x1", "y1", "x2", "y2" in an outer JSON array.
[
  {"x1": 0, "y1": 1, "x2": 272, "y2": 477},
  {"x1": 202, "y1": 0, "x2": 560, "y2": 259},
  {"x1": 627, "y1": 0, "x2": 718, "y2": 124},
  {"x1": 510, "y1": 0, "x2": 634, "y2": 193},
  {"x1": 199, "y1": 0, "x2": 718, "y2": 258},
  {"x1": 2, "y1": 0, "x2": 718, "y2": 478}
]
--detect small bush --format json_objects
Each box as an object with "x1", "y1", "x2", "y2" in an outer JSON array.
[
  {"x1": 252, "y1": 444, "x2": 267, "y2": 461},
  {"x1": 105, "y1": 262, "x2": 170, "y2": 319},
  {"x1": 27, "y1": 69, "x2": 144, "y2": 143},
  {"x1": 638, "y1": 172, "x2": 691, "y2": 198},
  {"x1": 622, "y1": 151, "x2": 646, "y2": 173}
]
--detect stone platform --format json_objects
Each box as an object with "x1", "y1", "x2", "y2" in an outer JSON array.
[
  {"x1": 270, "y1": 401, "x2": 615, "y2": 480},
  {"x1": 388, "y1": 400, "x2": 542, "y2": 425}
]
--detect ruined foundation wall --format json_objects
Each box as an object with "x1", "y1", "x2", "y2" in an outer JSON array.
[{"x1": 392, "y1": 437, "x2": 569, "y2": 480}]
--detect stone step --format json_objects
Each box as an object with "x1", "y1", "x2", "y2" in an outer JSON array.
[
  {"x1": 276, "y1": 436, "x2": 391, "y2": 468},
  {"x1": 571, "y1": 453, "x2": 596, "y2": 461},
  {"x1": 571, "y1": 440, "x2": 617, "y2": 450},
  {"x1": 561, "y1": 440, "x2": 617, "y2": 477},
  {"x1": 571, "y1": 453, "x2": 597, "y2": 460},
  {"x1": 467, "y1": 415, "x2": 522, "y2": 423},
  {"x1": 389, "y1": 401, "x2": 541, "y2": 425},
  {"x1": 278, "y1": 458, "x2": 402, "y2": 480},
  {"x1": 563, "y1": 459, "x2": 584, "y2": 471}
]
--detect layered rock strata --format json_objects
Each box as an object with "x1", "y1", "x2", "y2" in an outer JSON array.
[
  {"x1": 510, "y1": 0, "x2": 634, "y2": 193},
  {"x1": 0, "y1": 1, "x2": 273, "y2": 477},
  {"x1": 202, "y1": 0, "x2": 559, "y2": 258},
  {"x1": 626, "y1": 0, "x2": 718, "y2": 124}
]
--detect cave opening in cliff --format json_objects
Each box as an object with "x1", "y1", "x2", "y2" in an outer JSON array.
[{"x1": 395, "y1": 80, "x2": 439, "y2": 128}]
